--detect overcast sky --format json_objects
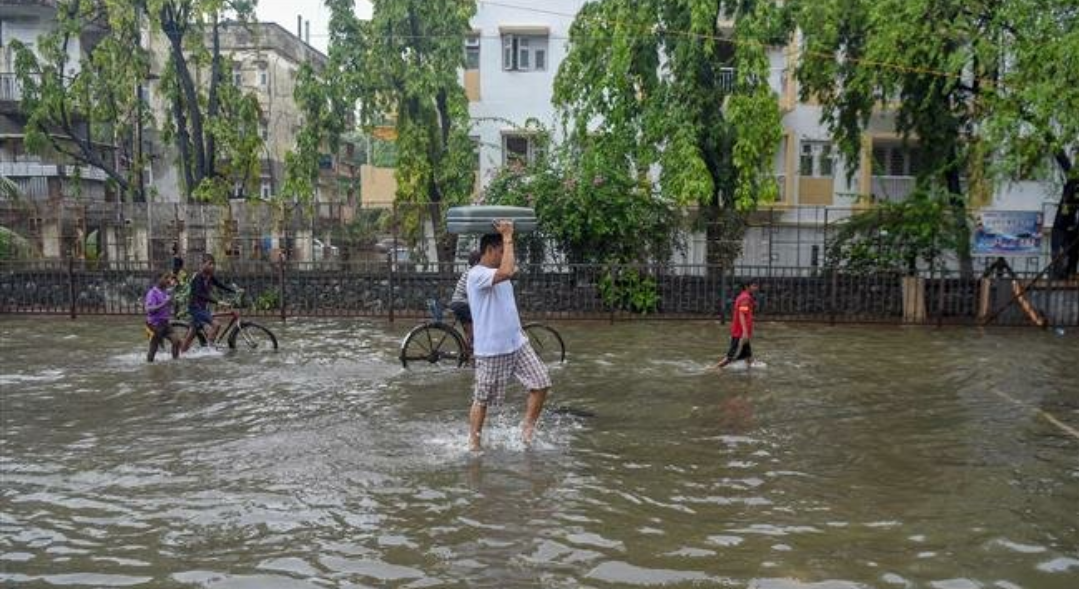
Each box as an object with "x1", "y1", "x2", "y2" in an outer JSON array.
[{"x1": 256, "y1": 0, "x2": 373, "y2": 54}]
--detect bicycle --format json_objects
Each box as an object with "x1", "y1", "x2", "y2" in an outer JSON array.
[
  {"x1": 171, "y1": 288, "x2": 279, "y2": 352},
  {"x1": 399, "y1": 300, "x2": 565, "y2": 369}
]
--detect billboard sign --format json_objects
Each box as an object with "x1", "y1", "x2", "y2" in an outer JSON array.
[{"x1": 973, "y1": 211, "x2": 1044, "y2": 256}]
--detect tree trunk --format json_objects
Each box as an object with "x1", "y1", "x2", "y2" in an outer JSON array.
[
  {"x1": 206, "y1": 15, "x2": 221, "y2": 180},
  {"x1": 945, "y1": 161, "x2": 973, "y2": 279},
  {"x1": 1051, "y1": 151, "x2": 1078, "y2": 279},
  {"x1": 170, "y1": 89, "x2": 195, "y2": 200},
  {"x1": 161, "y1": 6, "x2": 208, "y2": 191}
]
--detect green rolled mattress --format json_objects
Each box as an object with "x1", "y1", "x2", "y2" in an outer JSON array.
[{"x1": 446, "y1": 205, "x2": 538, "y2": 234}]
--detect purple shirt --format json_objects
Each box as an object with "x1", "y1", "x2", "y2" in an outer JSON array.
[{"x1": 145, "y1": 286, "x2": 171, "y2": 325}]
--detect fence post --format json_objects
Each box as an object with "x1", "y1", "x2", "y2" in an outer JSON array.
[
  {"x1": 718, "y1": 265, "x2": 727, "y2": 324},
  {"x1": 67, "y1": 255, "x2": 76, "y2": 320},
  {"x1": 387, "y1": 252, "x2": 395, "y2": 323},
  {"x1": 278, "y1": 258, "x2": 287, "y2": 323},
  {"x1": 937, "y1": 268, "x2": 946, "y2": 328},
  {"x1": 829, "y1": 266, "x2": 838, "y2": 326}
]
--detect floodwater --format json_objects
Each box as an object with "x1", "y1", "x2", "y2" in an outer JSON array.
[{"x1": 1, "y1": 316, "x2": 1077, "y2": 589}]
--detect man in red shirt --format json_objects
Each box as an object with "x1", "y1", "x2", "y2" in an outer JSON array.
[{"x1": 715, "y1": 279, "x2": 760, "y2": 369}]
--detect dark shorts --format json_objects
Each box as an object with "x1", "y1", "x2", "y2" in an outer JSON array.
[
  {"x1": 449, "y1": 301, "x2": 472, "y2": 324},
  {"x1": 725, "y1": 337, "x2": 752, "y2": 361},
  {"x1": 189, "y1": 308, "x2": 213, "y2": 328},
  {"x1": 147, "y1": 321, "x2": 172, "y2": 339}
]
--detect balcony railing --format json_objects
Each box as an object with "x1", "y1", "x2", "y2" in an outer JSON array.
[
  {"x1": 717, "y1": 67, "x2": 736, "y2": 93},
  {"x1": 0, "y1": 73, "x2": 24, "y2": 102},
  {"x1": 870, "y1": 175, "x2": 915, "y2": 202},
  {"x1": 0, "y1": 72, "x2": 47, "y2": 102},
  {"x1": 0, "y1": 161, "x2": 109, "y2": 182}
]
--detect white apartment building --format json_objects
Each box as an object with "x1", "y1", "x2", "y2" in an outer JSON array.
[
  {"x1": 464, "y1": 0, "x2": 586, "y2": 186},
  {"x1": 360, "y1": 2, "x2": 1060, "y2": 270},
  {"x1": 360, "y1": 0, "x2": 586, "y2": 206}
]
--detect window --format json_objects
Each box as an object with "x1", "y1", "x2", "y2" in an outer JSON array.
[
  {"x1": 872, "y1": 145, "x2": 920, "y2": 177},
  {"x1": 470, "y1": 135, "x2": 481, "y2": 171},
  {"x1": 502, "y1": 34, "x2": 548, "y2": 72},
  {"x1": 799, "y1": 141, "x2": 834, "y2": 178},
  {"x1": 503, "y1": 133, "x2": 542, "y2": 166},
  {"x1": 259, "y1": 121, "x2": 268, "y2": 141},
  {"x1": 465, "y1": 35, "x2": 481, "y2": 70},
  {"x1": 260, "y1": 181, "x2": 272, "y2": 199},
  {"x1": 232, "y1": 68, "x2": 242, "y2": 86},
  {"x1": 258, "y1": 67, "x2": 268, "y2": 89}
]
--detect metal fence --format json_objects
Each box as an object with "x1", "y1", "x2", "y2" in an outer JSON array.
[
  {"x1": 0, "y1": 200, "x2": 1059, "y2": 272},
  {"x1": 1, "y1": 199, "x2": 1072, "y2": 327},
  {"x1": 2, "y1": 258, "x2": 1075, "y2": 327}
]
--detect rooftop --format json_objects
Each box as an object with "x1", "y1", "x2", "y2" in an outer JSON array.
[{"x1": 217, "y1": 21, "x2": 329, "y2": 69}]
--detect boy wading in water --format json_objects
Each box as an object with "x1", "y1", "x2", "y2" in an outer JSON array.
[
  {"x1": 714, "y1": 279, "x2": 759, "y2": 369},
  {"x1": 467, "y1": 220, "x2": 551, "y2": 451},
  {"x1": 145, "y1": 272, "x2": 180, "y2": 362}
]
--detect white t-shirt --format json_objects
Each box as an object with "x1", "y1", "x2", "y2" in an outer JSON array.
[{"x1": 466, "y1": 265, "x2": 526, "y2": 356}]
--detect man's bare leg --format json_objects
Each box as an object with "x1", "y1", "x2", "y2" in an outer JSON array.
[
  {"x1": 522, "y1": 388, "x2": 549, "y2": 446},
  {"x1": 181, "y1": 327, "x2": 198, "y2": 353},
  {"x1": 469, "y1": 401, "x2": 487, "y2": 451}
]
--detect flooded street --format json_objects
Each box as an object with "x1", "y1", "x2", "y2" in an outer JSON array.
[{"x1": 1, "y1": 317, "x2": 1077, "y2": 588}]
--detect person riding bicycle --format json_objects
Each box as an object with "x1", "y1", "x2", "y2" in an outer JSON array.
[
  {"x1": 181, "y1": 253, "x2": 236, "y2": 352},
  {"x1": 449, "y1": 250, "x2": 482, "y2": 347}
]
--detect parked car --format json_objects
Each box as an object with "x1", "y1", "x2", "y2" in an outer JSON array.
[{"x1": 313, "y1": 238, "x2": 339, "y2": 261}]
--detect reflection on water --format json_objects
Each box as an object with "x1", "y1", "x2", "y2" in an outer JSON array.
[{"x1": 1, "y1": 317, "x2": 1077, "y2": 588}]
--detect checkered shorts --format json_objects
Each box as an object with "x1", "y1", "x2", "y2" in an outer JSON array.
[{"x1": 473, "y1": 342, "x2": 552, "y2": 406}]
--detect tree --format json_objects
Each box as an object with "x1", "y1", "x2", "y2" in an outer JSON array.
[
  {"x1": 826, "y1": 188, "x2": 963, "y2": 275},
  {"x1": 484, "y1": 125, "x2": 682, "y2": 266},
  {"x1": 150, "y1": 0, "x2": 263, "y2": 202},
  {"x1": 795, "y1": 0, "x2": 1010, "y2": 276},
  {"x1": 984, "y1": 0, "x2": 1079, "y2": 278},
  {"x1": 12, "y1": 0, "x2": 148, "y2": 200},
  {"x1": 13, "y1": 0, "x2": 264, "y2": 203},
  {"x1": 553, "y1": 0, "x2": 789, "y2": 264},
  {"x1": 302, "y1": 0, "x2": 477, "y2": 263}
]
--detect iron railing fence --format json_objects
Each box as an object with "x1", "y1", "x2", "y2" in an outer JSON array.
[
  {"x1": 0, "y1": 200, "x2": 1059, "y2": 275},
  {"x1": 2, "y1": 259, "x2": 1075, "y2": 327}
]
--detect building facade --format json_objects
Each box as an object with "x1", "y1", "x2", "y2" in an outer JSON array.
[
  {"x1": 146, "y1": 21, "x2": 352, "y2": 204},
  {"x1": 1, "y1": 0, "x2": 112, "y2": 201}
]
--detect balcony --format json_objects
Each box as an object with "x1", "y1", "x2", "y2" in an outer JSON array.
[
  {"x1": 0, "y1": 73, "x2": 27, "y2": 102},
  {"x1": 870, "y1": 176, "x2": 915, "y2": 202},
  {"x1": 0, "y1": 161, "x2": 109, "y2": 183},
  {"x1": 717, "y1": 67, "x2": 736, "y2": 93}
]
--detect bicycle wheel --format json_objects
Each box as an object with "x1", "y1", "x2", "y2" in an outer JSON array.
[
  {"x1": 170, "y1": 320, "x2": 207, "y2": 347},
  {"x1": 400, "y1": 323, "x2": 466, "y2": 369},
  {"x1": 524, "y1": 323, "x2": 565, "y2": 364},
  {"x1": 228, "y1": 321, "x2": 279, "y2": 351}
]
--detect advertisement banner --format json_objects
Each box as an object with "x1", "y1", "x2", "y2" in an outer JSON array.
[{"x1": 973, "y1": 211, "x2": 1044, "y2": 256}]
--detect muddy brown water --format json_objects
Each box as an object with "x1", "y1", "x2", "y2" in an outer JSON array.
[{"x1": 1, "y1": 317, "x2": 1077, "y2": 588}]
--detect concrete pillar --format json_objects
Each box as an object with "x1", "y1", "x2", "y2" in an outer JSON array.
[
  {"x1": 103, "y1": 226, "x2": 118, "y2": 262},
  {"x1": 204, "y1": 227, "x2": 218, "y2": 258},
  {"x1": 132, "y1": 227, "x2": 149, "y2": 263},
  {"x1": 294, "y1": 229, "x2": 313, "y2": 263},
  {"x1": 859, "y1": 134, "x2": 873, "y2": 199},
  {"x1": 902, "y1": 276, "x2": 926, "y2": 324},
  {"x1": 41, "y1": 220, "x2": 62, "y2": 258}
]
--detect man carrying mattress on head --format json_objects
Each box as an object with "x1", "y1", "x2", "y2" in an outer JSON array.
[{"x1": 466, "y1": 220, "x2": 551, "y2": 451}]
